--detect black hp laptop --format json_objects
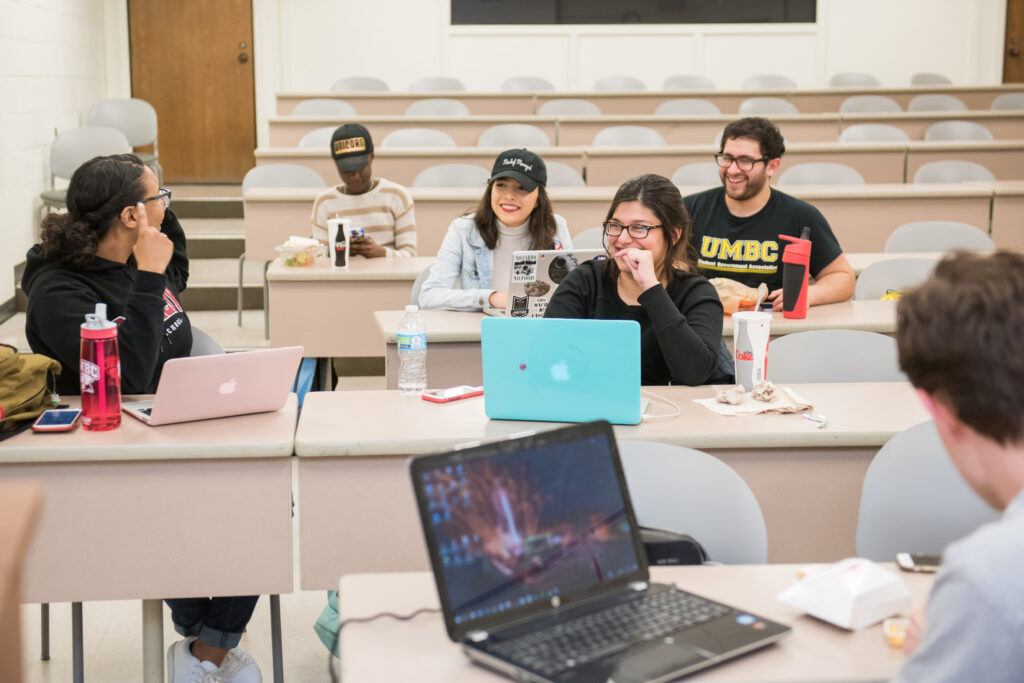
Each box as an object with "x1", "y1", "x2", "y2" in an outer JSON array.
[{"x1": 409, "y1": 421, "x2": 790, "y2": 683}]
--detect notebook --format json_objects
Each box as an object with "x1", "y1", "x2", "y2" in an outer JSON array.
[
  {"x1": 410, "y1": 421, "x2": 790, "y2": 683},
  {"x1": 122, "y1": 346, "x2": 303, "y2": 425},
  {"x1": 481, "y1": 317, "x2": 643, "y2": 425},
  {"x1": 504, "y1": 249, "x2": 606, "y2": 318}
]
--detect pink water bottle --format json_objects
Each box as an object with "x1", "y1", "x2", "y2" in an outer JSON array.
[{"x1": 80, "y1": 303, "x2": 121, "y2": 431}]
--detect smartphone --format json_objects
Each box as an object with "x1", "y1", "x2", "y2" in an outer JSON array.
[
  {"x1": 421, "y1": 385, "x2": 483, "y2": 404},
  {"x1": 896, "y1": 552, "x2": 942, "y2": 573},
  {"x1": 32, "y1": 408, "x2": 82, "y2": 432}
]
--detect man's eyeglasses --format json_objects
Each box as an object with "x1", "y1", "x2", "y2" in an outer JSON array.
[
  {"x1": 602, "y1": 220, "x2": 662, "y2": 239},
  {"x1": 714, "y1": 154, "x2": 768, "y2": 171},
  {"x1": 141, "y1": 188, "x2": 172, "y2": 208}
]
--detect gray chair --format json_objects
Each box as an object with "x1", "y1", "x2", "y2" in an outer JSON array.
[
  {"x1": 411, "y1": 164, "x2": 490, "y2": 188},
  {"x1": 537, "y1": 98, "x2": 601, "y2": 116},
  {"x1": 884, "y1": 221, "x2": 994, "y2": 253},
  {"x1": 404, "y1": 98, "x2": 471, "y2": 116},
  {"x1": 591, "y1": 125, "x2": 665, "y2": 147},
  {"x1": 838, "y1": 123, "x2": 911, "y2": 143},
  {"x1": 618, "y1": 441, "x2": 767, "y2": 564},
  {"x1": 671, "y1": 162, "x2": 720, "y2": 187},
  {"x1": 907, "y1": 94, "x2": 968, "y2": 112},
  {"x1": 738, "y1": 97, "x2": 798, "y2": 115},
  {"x1": 41, "y1": 126, "x2": 133, "y2": 212},
  {"x1": 408, "y1": 76, "x2": 465, "y2": 92},
  {"x1": 379, "y1": 128, "x2": 457, "y2": 149},
  {"x1": 777, "y1": 162, "x2": 865, "y2": 186},
  {"x1": 838, "y1": 95, "x2": 903, "y2": 114},
  {"x1": 501, "y1": 75, "x2": 555, "y2": 92},
  {"x1": 330, "y1": 76, "x2": 389, "y2": 92},
  {"x1": 86, "y1": 98, "x2": 161, "y2": 182},
  {"x1": 476, "y1": 124, "x2": 551, "y2": 148},
  {"x1": 856, "y1": 421, "x2": 999, "y2": 561},
  {"x1": 828, "y1": 72, "x2": 881, "y2": 87},
  {"x1": 544, "y1": 161, "x2": 586, "y2": 188},
  {"x1": 855, "y1": 257, "x2": 940, "y2": 299},
  {"x1": 291, "y1": 98, "x2": 358, "y2": 116},
  {"x1": 410, "y1": 263, "x2": 433, "y2": 305},
  {"x1": 572, "y1": 226, "x2": 604, "y2": 249},
  {"x1": 924, "y1": 120, "x2": 994, "y2": 141},
  {"x1": 190, "y1": 327, "x2": 225, "y2": 356},
  {"x1": 742, "y1": 74, "x2": 797, "y2": 90},
  {"x1": 990, "y1": 92, "x2": 1024, "y2": 110},
  {"x1": 663, "y1": 74, "x2": 716, "y2": 90},
  {"x1": 593, "y1": 75, "x2": 646, "y2": 91},
  {"x1": 912, "y1": 160, "x2": 996, "y2": 184},
  {"x1": 768, "y1": 330, "x2": 905, "y2": 383},
  {"x1": 654, "y1": 98, "x2": 720, "y2": 116},
  {"x1": 911, "y1": 72, "x2": 953, "y2": 85},
  {"x1": 240, "y1": 164, "x2": 326, "y2": 329},
  {"x1": 297, "y1": 126, "x2": 337, "y2": 149}
]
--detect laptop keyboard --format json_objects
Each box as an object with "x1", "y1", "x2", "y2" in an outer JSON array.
[{"x1": 485, "y1": 589, "x2": 730, "y2": 677}]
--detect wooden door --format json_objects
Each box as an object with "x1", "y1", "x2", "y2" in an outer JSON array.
[
  {"x1": 129, "y1": 0, "x2": 256, "y2": 183},
  {"x1": 1006, "y1": 0, "x2": 1024, "y2": 82}
]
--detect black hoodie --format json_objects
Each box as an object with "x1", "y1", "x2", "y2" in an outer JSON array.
[{"x1": 21, "y1": 210, "x2": 193, "y2": 396}]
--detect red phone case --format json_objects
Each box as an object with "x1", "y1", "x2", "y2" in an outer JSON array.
[{"x1": 421, "y1": 387, "x2": 483, "y2": 404}]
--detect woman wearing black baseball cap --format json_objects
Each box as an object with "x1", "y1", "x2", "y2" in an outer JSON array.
[{"x1": 418, "y1": 148, "x2": 573, "y2": 312}]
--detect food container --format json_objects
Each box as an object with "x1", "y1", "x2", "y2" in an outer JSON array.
[{"x1": 275, "y1": 244, "x2": 319, "y2": 267}]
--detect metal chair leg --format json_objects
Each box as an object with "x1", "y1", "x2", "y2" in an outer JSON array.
[
  {"x1": 40, "y1": 603, "x2": 50, "y2": 661},
  {"x1": 237, "y1": 252, "x2": 247, "y2": 326},
  {"x1": 72, "y1": 602, "x2": 83, "y2": 683},
  {"x1": 270, "y1": 595, "x2": 284, "y2": 683},
  {"x1": 263, "y1": 261, "x2": 270, "y2": 340}
]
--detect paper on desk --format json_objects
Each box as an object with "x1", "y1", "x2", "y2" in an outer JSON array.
[{"x1": 693, "y1": 386, "x2": 813, "y2": 416}]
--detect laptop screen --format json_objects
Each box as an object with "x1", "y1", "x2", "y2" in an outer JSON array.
[{"x1": 411, "y1": 422, "x2": 647, "y2": 640}]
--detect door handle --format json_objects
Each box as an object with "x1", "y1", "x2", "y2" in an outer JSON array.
[
  {"x1": 1010, "y1": 47, "x2": 1021, "y2": 57},
  {"x1": 238, "y1": 53, "x2": 249, "y2": 63}
]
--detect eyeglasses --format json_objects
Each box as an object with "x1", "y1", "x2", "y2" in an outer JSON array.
[
  {"x1": 714, "y1": 154, "x2": 769, "y2": 171},
  {"x1": 141, "y1": 188, "x2": 172, "y2": 208},
  {"x1": 602, "y1": 220, "x2": 662, "y2": 239}
]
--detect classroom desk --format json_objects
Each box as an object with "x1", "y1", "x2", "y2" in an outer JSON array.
[
  {"x1": 904, "y1": 140, "x2": 1024, "y2": 182},
  {"x1": 276, "y1": 84, "x2": 1024, "y2": 116},
  {"x1": 0, "y1": 483, "x2": 41, "y2": 683},
  {"x1": 0, "y1": 396, "x2": 298, "y2": 683},
  {"x1": 838, "y1": 110, "x2": 1024, "y2": 140},
  {"x1": 267, "y1": 256, "x2": 433, "y2": 357},
  {"x1": 338, "y1": 565, "x2": 934, "y2": 683},
  {"x1": 372, "y1": 301, "x2": 897, "y2": 390},
  {"x1": 294, "y1": 383, "x2": 930, "y2": 588}
]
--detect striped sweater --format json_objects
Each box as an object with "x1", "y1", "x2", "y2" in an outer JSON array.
[{"x1": 310, "y1": 178, "x2": 417, "y2": 257}]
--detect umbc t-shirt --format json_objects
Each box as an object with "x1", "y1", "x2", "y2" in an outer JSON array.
[{"x1": 684, "y1": 187, "x2": 844, "y2": 291}]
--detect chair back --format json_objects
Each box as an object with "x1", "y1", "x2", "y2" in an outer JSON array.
[
  {"x1": 742, "y1": 74, "x2": 797, "y2": 89},
  {"x1": 884, "y1": 221, "x2": 994, "y2": 253},
  {"x1": 911, "y1": 72, "x2": 952, "y2": 85},
  {"x1": 50, "y1": 126, "x2": 133, "y2": 180},
  {"x1": 379, "y1": 128, "x2": 457, "y2": 149},
  {"x1": 839, "y1": 123, "x2": 910, "y2": 143},
  {"x1": 777, "y1": 162, "x2": 865, "y2": 186},
  {"x1": 537, "y1": 99, "x2": 602, "y2": 116},
  {"x1": 768, "y1": 330, "x2": 905, "y2": 383},
  {"x1": 411, "y1": 164, "x2": 490, "y2": 188},
  {"x1": 476, "y1": 124, "x2": 551, "y2": 148},
  {"x1": 292, "y1": 99, "x2": 358, "y2": 116},
  {"x1": 592, "y1": 125, "x2": 665, "y2": 147},
  {"x1": 330, "y1": 76, "x2": 389, "y2": 92},
  {"x1": 618, "y1": 441, "x2": 767, "y2": 564},
  {"x1": 907, "y1": 94, "x2": 968, "y2": 112},
  {"x1": 856, "y1": 421, "x2": 999, "y2": 561},
  {"x1": 86, "y1": 98, "x2": 158, "y2": 147},
  {"x1": 829, "y1": 72, "x2": 881, "y2": 87},
  {"x1": 408, "y1": 76, "x2": 465, "y2": 92},
  {"x1": 410, "y1": 263, "x2": 433, "y2": 305},
  {"x1": 190, "y1": 327, "x2": 225, "y2": 356},
  {"x1": 242, "y1": 163, "x2": 325, "y2": 191},
  {"x1": 671, "y1": 162, "x2": 720, "y2": 187},
  {"x1": 990, "y1": 92, "x2": 1024, "y2": 110},
  {"x1": 404, "y1": 98, "x2": 471, "y2": 116},
  {"x1": 592, "y1": 75, "x2": 646, "y2": 91},
  {"x1": 663, "y1": 74, "x2": 715, "y2": 90},
  {"x1": 544, "y1": 161, "x2": 586, "y2": 188},
  {"x1": 838, "y1": 95, "x2": 902, "y2": 114},
  {"x1": 501, "y1": 76, "x2": 555, "y2": 92},
  {"x1": 912, "y1": 160, "x2": 995, "y2": 184},
  {"x1": 298, "y1": 126, "x2": 336, "y2": 149},
  {"x1": 572, "y1": 226, "x2": 604, "y2": 249},
  {"x1": 738, "y1": 97, "x2": 799, "y2": 115},
  {"x1": 855, "y1": 257, "x2": 939, "y2": 299},
  {"x1": 924, "y1": 120, "x2": 993, "y2": 141},
  {"x1": 654, "y1": 99, "x2": 720, "y2": 116}
]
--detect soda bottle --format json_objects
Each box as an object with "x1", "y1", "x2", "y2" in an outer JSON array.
[
  {"x1": 397, "y1": 304, "x2": 427, "y2": 397},
  {"x1": 80, "y1": 303, "x2": 121, "y2": 431}
]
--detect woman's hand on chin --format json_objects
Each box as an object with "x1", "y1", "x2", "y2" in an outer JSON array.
[
  {"x1": 614, "y1": 248, "x2": 660, "y2": 291},
  {"x1": 132, "y1": 204, "x2": 174, "y2": 274}
]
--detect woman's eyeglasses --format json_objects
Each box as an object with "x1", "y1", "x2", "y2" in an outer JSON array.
[
  {"x1": 141, "y1": 188, "x2": 172, "y2": 208},
  {"x1": 602, "y1": 220, "x2": 662, "y2": 239}
]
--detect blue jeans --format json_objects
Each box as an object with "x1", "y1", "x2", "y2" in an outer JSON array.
[{"x1": 165, "y1": 596, "x2": 260, "y2": 650}]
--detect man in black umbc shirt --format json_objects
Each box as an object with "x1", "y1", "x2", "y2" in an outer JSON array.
[{"x1": 683, "y1": 117, "x2": 855, "y2": 311}]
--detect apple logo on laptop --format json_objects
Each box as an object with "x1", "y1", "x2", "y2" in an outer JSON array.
[
  {"x1": 550, "y1": 360, "x2": 570, "y2": 382},
  {"x1": 219, "y1": 378, "x2": 238, "y2": 395}
]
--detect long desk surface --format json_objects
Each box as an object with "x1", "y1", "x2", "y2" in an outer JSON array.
[
  {"x1": 338, "y1": 565, "x2": 934, "y2": 682},
  {"x1": 277, "y1": 84, "x2": 1024, "y2": 116},
  {"x1": 294, "y1": 385, "x2": 930, "y2": 588},
  {"x1": 244, "y1": 183, "x2": 996, "y2": 262}
]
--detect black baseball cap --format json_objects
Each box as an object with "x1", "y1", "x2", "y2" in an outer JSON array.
[
  {"x1": 490, "y1": 149, "x2": 546, "y2": 192},
  {"x1": 330, "y1": 124, "x2": 374, "y2": 174}
]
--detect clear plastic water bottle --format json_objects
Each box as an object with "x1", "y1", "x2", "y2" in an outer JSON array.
[
  {"x1": 80, "y1": 302, "x2": 121, "y2": 431},
  {"x1": 397, "y1": 304, "x2": 427, "y2": 397}
]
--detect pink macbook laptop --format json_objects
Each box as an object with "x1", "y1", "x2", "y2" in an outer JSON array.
[{"x1": 122, "y1": 346, "x2": 304, "y2": 425}]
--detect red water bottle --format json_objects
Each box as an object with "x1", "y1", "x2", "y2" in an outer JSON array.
[
  {"x1": 779, "y1": 227, "x2": 812, "y2": 319},
  {"x1": 80, "y1": 303, "x2": 121, "y2": 431}
]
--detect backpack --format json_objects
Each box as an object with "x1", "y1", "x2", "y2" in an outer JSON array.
[{"x1": 0, "y1": 343, "x2": 62, "y2": 440}]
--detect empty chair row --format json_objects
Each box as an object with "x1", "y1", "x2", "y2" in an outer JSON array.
[{"x1": 670, "y1": 159, "x2": 997, "y2": 186}]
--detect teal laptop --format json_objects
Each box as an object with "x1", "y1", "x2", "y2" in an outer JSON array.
[{"x1": 480, "y1": 318, "x2": 643, "y2": 425}]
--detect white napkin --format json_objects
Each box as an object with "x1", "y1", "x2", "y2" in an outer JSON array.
[{"x1": 694, "y1": 385, "x2": 813, "y2": 416}]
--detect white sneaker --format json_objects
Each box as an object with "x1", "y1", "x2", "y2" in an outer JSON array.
[
  {"x1": 218, "y1": 647, "x2": 263, "y2": 683},
  {"x1": 167, "y1": 637, "x2": 220, "y2": 683}
]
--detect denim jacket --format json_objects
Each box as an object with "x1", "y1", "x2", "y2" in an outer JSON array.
[{"x1": 418, "y1": 214, "x2": 572, "y2": 311}]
